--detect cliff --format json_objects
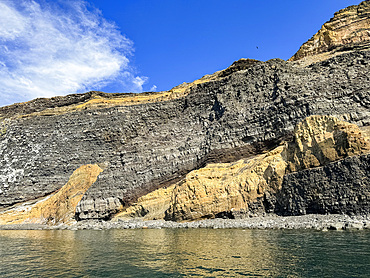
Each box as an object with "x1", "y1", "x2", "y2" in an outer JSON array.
[
  {"x1": 290, "y1": 0, "x2": 370, "y2": 65},
  {"x1": 0, "y1": 164, "x2": 103, "y2": 225},
  {"x1": 114, "y1": 116, "x2": 370, "y2": 221},
  {"x1": 0, "y1": 1, "x2": 370, "y2": 225}
]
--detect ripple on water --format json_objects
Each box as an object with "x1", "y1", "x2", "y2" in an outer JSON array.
[{"x1": 0, "y1": 229, "x2": 369, "y2": 277}]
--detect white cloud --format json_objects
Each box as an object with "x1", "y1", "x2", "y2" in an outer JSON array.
[
  {"x1": 0, "y1": 0, "x2": 147, "y2": 106},
  {"x1": 150, "y1": 85, "x2": 157, "y2": 92}
]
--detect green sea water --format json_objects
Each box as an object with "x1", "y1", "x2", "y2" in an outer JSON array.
[{"x1": 0, "y1": 229, "x2": 369, "y2": 277}]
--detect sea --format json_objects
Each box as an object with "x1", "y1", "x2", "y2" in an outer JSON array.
[{"x1": 0, "y1": 228, "x2": 369, "y2": 277}]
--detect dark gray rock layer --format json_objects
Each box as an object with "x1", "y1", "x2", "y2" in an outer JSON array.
[
  {"x1": 0, "y1": 51, "x2": 369, "y2": 220},
  {"x1": 276, "y1": 153, "x2": 370, "y2": 216}
]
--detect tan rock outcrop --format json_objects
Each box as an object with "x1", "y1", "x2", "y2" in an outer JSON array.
[
  {"x1": 284, "y1": 115, "x2": 370, "y2": 172},
  {"x1": 115, "y1": 185, "x2": 174, "y2": 220},
  {"x1": 0, "y1": 164, "x2": 103, "y2": 225},
  {"x1": 289, "y1": 0, "x2": 370, "y2": 64},
  {"x1": 114, "y1": 115, "x2": 370, "y2": 221},
  {"x1": 166, "y1": 147, "x2": 286, "y2": 221},
  {"x1": 113, "y1": 148, "x2": 286, "y2": 222}
]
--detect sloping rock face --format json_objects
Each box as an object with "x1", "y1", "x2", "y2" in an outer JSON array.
[
  {"x1": 115, "y1": 116, "x2": 369, "y2": 221},
  {"x1": 276, "y1": 154, "x2": 370, "y2": 216},
  {"x1": 0, "y1": 164, "x2": 103, "y2": 225},
  {"x1": 0, "y1": 51, "x2": 370, "y2": 221},
  {"x1": 284, "y1": 115, "x2": 370, "y2": 172},
  {"x1": 290, "y1": 0, "x2": 370, "y2": 62},
  {"x1": 165, "y1": 147, "x2": 286, "y2": 221},
  {"x1": 115, "y1": 185, "x2": 175, "y2": 220}
]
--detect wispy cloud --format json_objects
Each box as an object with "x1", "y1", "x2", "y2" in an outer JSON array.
[
  {"x1": 150, "y1": 85, "x2": 157, "y2": 92},
  {"x1": 0, "y1": 0, "x2": 147, "y2": 106}
]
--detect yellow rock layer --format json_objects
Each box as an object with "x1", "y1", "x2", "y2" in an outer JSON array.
[
  {"x1": 16, "y1": 70, "x2": 220, "y2": 119},
  {"x1": 11, "y1": 60, "x2": 261, "y2": 119},
  {"x1": 114, "y1": 115, "x2": 370, "y2": 221},
  {"x1": 362, "y1": 125, "x2": 370, "y2": 138},
  {"x1": 114, "y1": 147, "x2": 285, "y2": 221},
  {"x1": 289, "y1": 1, "x2": 370, "y2": 65},
  {"x1": 284, "y1": 115, "x2": 370, "y2": 171},
  {"x1": 0, "y1": 164, "x2": 103, "y2": 225},
  {"x1": 17, "y1": 91, "x2": 181, "y2": 118},
  {"x1": 73, "y1": 72, "x2": 220, "y2": 111},
  {"x1": 167, "y1": 147, "x2": 286, "y2": 221},
  {"x1": 115, "y1": 185, "x2": 175, "y2": 220}
]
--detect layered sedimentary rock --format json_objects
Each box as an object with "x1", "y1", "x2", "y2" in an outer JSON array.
[
  {"x1": 276, "y1": 154, "x2": 370, "y2": 216},
  {"x1": 0, "y1": 164, "x2": 103, "y2": 225},
  {"x1": 0, "y1": 1, "x2": 369, "y2": 223},
  {"x1": 290, "y1": 0, "x2": 370, "y2": 63},
  {"x1": 115, "y1": 116, "x2": 370, "y2": 221},
  {"x1": 1, "y1": 51, "x2": 369, "y2": 221},
  {"x1": 284, "y1": 115, "x2": 370, "y2": 172},
  {"x1": 165, "y1": 148, "x2": 286, "y2": 221},
  {"x1": 116, "y1": 146, "x2": 286, "y2": 221},
  {"x1": 115, "y1": 185, "x2": 175, "y2": 220}
]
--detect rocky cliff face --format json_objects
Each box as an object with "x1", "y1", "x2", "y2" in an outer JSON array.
[
  {"x1": 0, "y1": 164, "x2": 103, "y2": 225},
  {"x1": 276, "y1": 153, "x2": 370, "y2": 216},
  {"x1": 1, "y1": 52, "x2": 369, "y2": 221},
  {"x1": 114, "y1": 116, "x2": 370, "y2": 221},
  {"x1": 0, "y1": 1, "x2": 369, "y2": 224},
  {"x1": 290, "y1": 0, "x2": 370, "y2": 64}
]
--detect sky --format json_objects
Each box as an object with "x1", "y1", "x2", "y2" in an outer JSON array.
[{"x1": 0, "y1": 0, "x2": 362, "y2": 107}]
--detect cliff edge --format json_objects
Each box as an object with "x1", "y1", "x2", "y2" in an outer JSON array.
[{"x1": 290, "y1": 0, "x2": 370, "y2": 65}]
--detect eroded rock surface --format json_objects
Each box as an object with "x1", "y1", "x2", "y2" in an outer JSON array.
[
  {"x1": 284, "y1": 115, "x2": 370, "y2": 172},
  {"x1": 1, "y1": 51, "x2": 370, "y2": 220},
  {"x1": 290, "y1": 0, "x2": 370, "y2": 63},
  {"x1": 165, "y1": 147, "x2": 286, "y2": 221},
  {"x1": 0, "y1": 1, "x2": 369, "y2": 222},
  {"x1": 115, "y1": 185, "x2": 174, "y2": 220},
  {"x1": 115, "y1": 116, "x2": 370, "y2": 221},
  {"x1": 277, "y1": 154, "x2": 370, "y2": 216},
  {"x1": 0, "y1": 164, "x2": 103, "y2": 225}
]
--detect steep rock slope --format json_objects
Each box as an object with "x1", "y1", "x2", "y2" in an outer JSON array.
[
  {"x1": 0, "y1": 164, "x2": 103, "y2": 225},
  {"x1": 277, "y1": 154, "x2": 370, "y2": 216},
  {"x1": 115, "y1": 116, "x2": 370, "y2": 221},
  {"x1": 1, "y1": 52, "x2": 369, "y2": 221},
  {"x1": 290, "y1": 0, "x2": 370, "y2": 64}
]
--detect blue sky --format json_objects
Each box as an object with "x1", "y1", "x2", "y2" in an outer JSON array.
[{"x1": 0, "y1": 0, "x2": 362, "y2": 106}]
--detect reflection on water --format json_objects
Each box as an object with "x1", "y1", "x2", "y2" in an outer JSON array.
[
  {"x1": 0, "y1": 229, "x2": 369, "y2": 277},
  {"x1": 110, "y1": 229, "x2": 285, "y2": 277}
]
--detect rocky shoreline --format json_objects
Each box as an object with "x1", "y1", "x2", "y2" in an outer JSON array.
[{"x1": 1, "y1": 214, "x2": 370, "y2": 231}]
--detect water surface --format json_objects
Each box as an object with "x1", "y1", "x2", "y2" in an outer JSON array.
[{"x1": 0, "y1": 229, "x2": 369, "y2": 277}]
